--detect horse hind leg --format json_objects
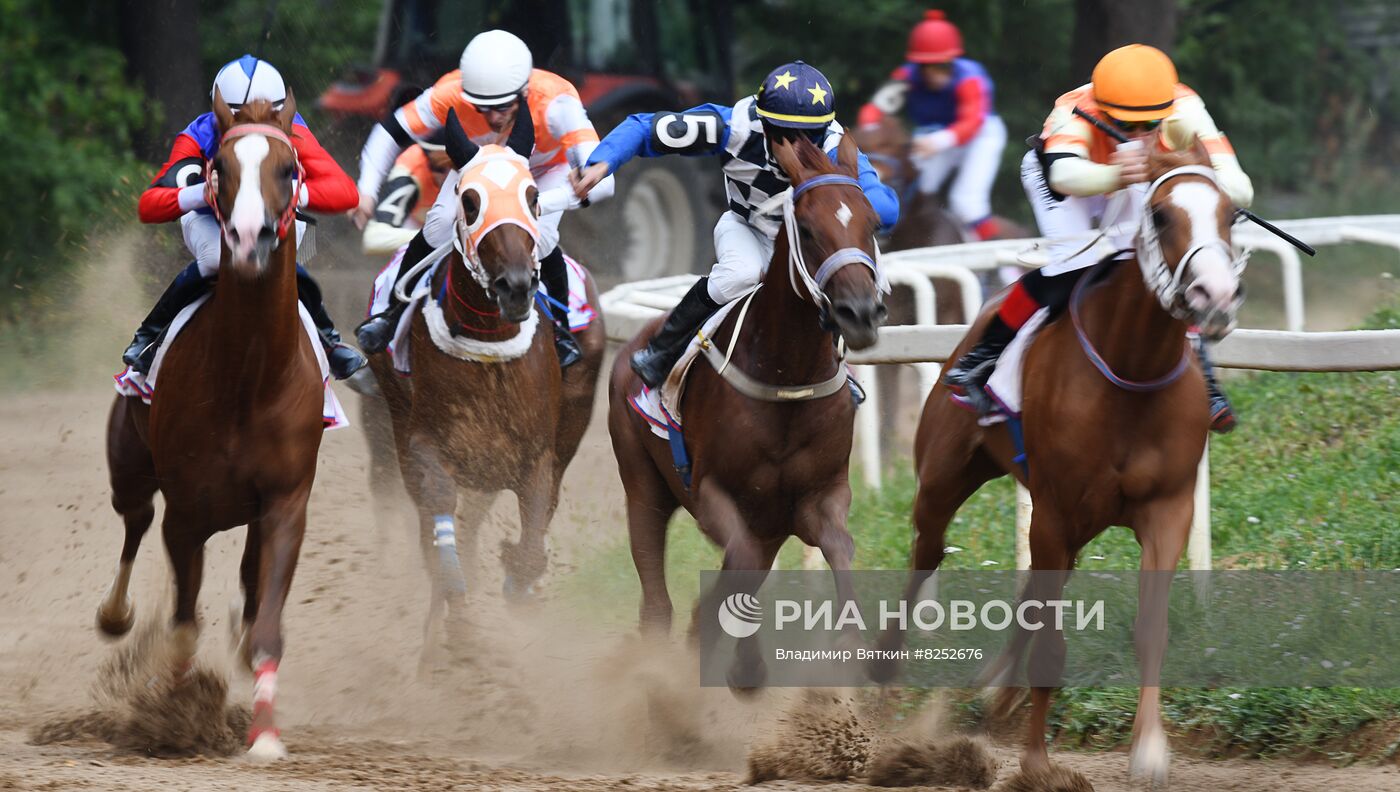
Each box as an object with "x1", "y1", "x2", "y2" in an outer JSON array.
[
  {"x1": 98, "y1": 397, "x2": 156, "y2": 638},
  {"x1": 502, "y1": 458, "x2": 557, "y2": 602}
]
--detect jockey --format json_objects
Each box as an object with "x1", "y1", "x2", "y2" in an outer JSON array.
[
  {"x1": 943, "y1": 44, "x2": 1253, "y2": 432},
  {"x1": 571, "y1": 61, "x2": 900, "y2": 388},
  {"x1": 361, "y1": 134, "x2": 453, "y2": 257},
  {"x1": 858, "y1": 10, "x2": 1007, "y2": 240},
  {"x1": 352, "y1": 29, "x2": 614, "y2": 368},
  {"x1": 125, "y1": 55, "x2": 366, "y2": 380}
]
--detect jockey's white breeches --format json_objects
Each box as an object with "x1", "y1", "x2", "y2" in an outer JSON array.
[
  {"x1": 1019, "y1": 149, "x2": 1144, "y2": 276},
  {"x1": 913, "y1": 115, "x2": 1007, "y2": 226},
  {"x1": 422, "y1": 165, "x2": 575, "y2": 256},
  {"x1": 707, "y1": 211, "x2": 775, "y2": 304},
  {"x1": 182, "y1": 211, "x2": 307, "y2": 278}
]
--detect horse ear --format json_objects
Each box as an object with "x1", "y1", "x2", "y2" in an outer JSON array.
[
  {"x1": 212, "y1": 87, "x2": 235, "y2": 136},
  {"x1": 836, "y1": 133, "x2": 860, "y2": 177},
  {"x1": 1191, "y1": 134, "x2": 1213, "y2": 166},
  {"x1": 277, "y1": 88, "x2": 297, "y2": 132},
  {"x1": 771, "y1": 136, "x2": 803, "y2": 182},
  {"x1": 445, "y1": 108, "x2": 479, "y2": 169},
  {"x1": 504, "y1": 102, "x2": 534, "y2": 158}
]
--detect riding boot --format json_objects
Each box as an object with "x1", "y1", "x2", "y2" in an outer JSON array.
[
  {"x1": 942, "y1": 314, "x2": 1015, "y2": 414},
  {"x1": 296, "y1": 266, "x2": 367, "y2": 380},
  {"x1": 1195, "y1": 336, "x2": 1235, "y2": 434},
  {"x1": 630, "y1": 276, "x2": 723, "y2": 389},
  {"x1": 356, "y1": 230, "x2": 433, "y2": 354},
  {"x1": 539, "y1": 246, "x2": 582, "y2": 368},
  {"x1": 122, "y1": 261, "x2": 211, "y2": 374}
]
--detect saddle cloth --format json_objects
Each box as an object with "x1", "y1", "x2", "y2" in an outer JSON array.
[
  {"x1": 371, "y1": 249, "x2": 597, "y2": 376},
  {"x1": 113, "y1": 294, "x2": 349, "y2": 429},
  {"x1": 627, "y1": 291, "x2": 750, "y2": 439},
  {"x1": 950, "y1": 306, "x2": 1050, "y2": 426}
]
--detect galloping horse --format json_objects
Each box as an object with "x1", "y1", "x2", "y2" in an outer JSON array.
[
  {"x1": 850, "y1": 116, "x2": 1029, "y2": 468},
  {"x1": 367, "y1": 109, "x2": 603, "y2": 663},
  {"x1": 610, "y1": 135, "x2": 885, "y2": 686},
  {"x1": 98, "y1": 91, "x2": 322, "y2": 761},
  {"x1": 882, "y1": 142, "x2": 1243, "y2": 784}
]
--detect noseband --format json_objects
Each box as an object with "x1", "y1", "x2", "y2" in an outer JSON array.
[{"x1": 205, "y1": 123, "x2": 302, "y2": 241}]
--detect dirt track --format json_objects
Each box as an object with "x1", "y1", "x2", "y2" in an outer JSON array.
[{"x1": 1, "y1": 233, "x2": 1397, "y2": 790}]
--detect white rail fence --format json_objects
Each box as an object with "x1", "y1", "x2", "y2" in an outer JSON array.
[{"x1": 598, "y1": 215, "x2": 1400, "y2": 570}]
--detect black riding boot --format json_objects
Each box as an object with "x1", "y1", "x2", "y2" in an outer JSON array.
[
  {"x1": 539, "y1": 246, "x2": 581, "y2": 368},
  {"x1": 630, "y1": 276, "x2": 723, "y2": 389},
  {"x1": 122, "y1": 261, "x2": 211, "y2": 374},
  {"x1": 942, "y1": 315, "x2": 1015, "y2": 413},
  {"x1": 1195, "y1": 336, "x2": 1235, "y2": 434},
  {"x1": 356, "y1": 230, "x2": 433, "y2": 354},
  {"x1": 296, "y1": 266, "x2": 367, "y2": 380}
]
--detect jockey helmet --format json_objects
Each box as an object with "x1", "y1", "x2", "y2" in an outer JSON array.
[
  {"x1": 756, "y1": 61, "x2": 835, "y2": 130},
  {"x1": 906, "y1": 10, "x2": 963, "y2": 64},
  {"x1": 1092, "y1": 44, "x2": 1179, "y2": 122},
  {"x1": 211, "y1": 55, "x2": 286, "y2": 111},
  {"x1": 460, "y1": 30, "x2": 533, "y2": 107}
]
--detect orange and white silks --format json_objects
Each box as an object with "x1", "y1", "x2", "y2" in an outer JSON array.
[{"x1": 452, "y1": 144, "x2": 541, "y2": 283}]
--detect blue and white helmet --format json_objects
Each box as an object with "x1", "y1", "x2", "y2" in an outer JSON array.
[{"x1": 211, "y1": 54, "x2": 286, "y2": 111}]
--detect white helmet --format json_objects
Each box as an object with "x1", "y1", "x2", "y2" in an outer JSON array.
[
  {"x1": 212, "y1": 55, "x2": 286, "y2": 111},
  {"x1": 459, "y1": 30, "x2": 532, "y2": 106}
]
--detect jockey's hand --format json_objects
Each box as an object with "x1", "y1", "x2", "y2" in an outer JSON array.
[
  {"x1": 1111, "y1": 145, "x2": 1150, "y2": 185},
  {"x1": 571, "y1": 162, "x2": 609, "y2": 200},
  {"x1": 350, "y1": 193, "x2": 377, "y2": 230},
  {"x1": 912, "y1": 129, "x2": 956, "y2": 158}
]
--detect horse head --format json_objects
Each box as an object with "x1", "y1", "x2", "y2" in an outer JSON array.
[
  {"x1": 770, "y1": 134, "x2": 887, "y2": 350},
  {"x1": 444, "y1": 108, "x2": 540, "y2": 323},
  {"x1": 209, "y1": 88, "x2": 301, "y2": 276},
  {"x1": 848, "y1": 116, "x2": 912, "y2": 196},
  {"x1": 1139, "y1": 141, "x2": 1246, "y2": 339}
]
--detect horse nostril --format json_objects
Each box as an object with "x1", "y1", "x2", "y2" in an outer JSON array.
[
  {"x1": 874, "y1": 302, "x2": 889, "y2": 323},
  {"x1": 1186, "y1": 284, "x2": 1211, "y2": 310}
]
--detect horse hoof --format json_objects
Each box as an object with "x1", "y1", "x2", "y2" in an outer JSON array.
[
  {"x1": 96, "y1": 599, "x2": 135, "y2": 638},
  {"x1": 1129, "y1": 729, "x2": 1170, "y2": 788},
  {"x1": 866, "y1": 656, "x2": 902, "y2": 685},
  {"x1": 726, "y1": 660, "x2": 767, "y2": 695},
  {"x1": 501, "y1": 575, "x2": 540, "y2": 604},
  {"x1": 246, "y1": 732, "x2": 288, "y2": 763}
]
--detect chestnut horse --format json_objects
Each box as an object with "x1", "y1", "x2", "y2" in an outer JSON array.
[
  {"x1": 98, "y1": 92, "x2": 321, "y2": 760},
  {"x1": 367, "y1": 110, "x2": 603, "y2": 666},
  {"x1": 610, "y1": 134, "x2": 886, "y2": 687},
  {"x1": 850, "y1": 116, "x2": 1029, "y2": 467},
  {"x1": 881, "y1": 144, "x2": 1244, "y2": 784}
]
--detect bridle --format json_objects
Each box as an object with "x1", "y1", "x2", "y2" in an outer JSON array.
[{"x1": 204, "y1": 123, "x2": 303, "y2": 241}]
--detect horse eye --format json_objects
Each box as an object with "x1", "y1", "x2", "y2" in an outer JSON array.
[
  {"x1": 1152, "y1": 207, "x2": 1169, "y2": 228},
  {"x1": 281, "y1": 164, "x2": 295, "y2": 180},
  {"x1": 798, "y1": 225, "x2": 814, "y2": 241}
]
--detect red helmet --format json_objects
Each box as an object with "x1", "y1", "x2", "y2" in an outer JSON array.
[{"x1": 906, "y1": 10, "x2": 963, "y2": 64}]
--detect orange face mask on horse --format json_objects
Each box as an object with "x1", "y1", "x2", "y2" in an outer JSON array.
[{"x1": 452, "y1": 145, "x2": 541, "y2": 282}]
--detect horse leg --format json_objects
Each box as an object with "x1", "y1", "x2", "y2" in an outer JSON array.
[
  {"x1": 98, "y1": 397, "x2": 156, "y2": 638},
  {"x1": 870, "y1": 450, "x2": 1000, "y2": 683},
  {"x1": 1128, "y1": 492, "x2": 1193, "y2": 787},
  {"x1": 242, "y1": 491, "x2": 311, "y2": 762},
  {"x1": 689, "y1": 481, "x2": 774, "y2": 691},
  {"x1": 233, "y1": 524, "x2": 261, "y2": 672},
  {"x1": 162, "y1": 517, "x2": 205, "y2": 681},
  {"x1": 798, "y1": 484, "x2": 859, "y2": 648},
  {"x1": 503, "y1": 457, "x2": 556, "y2": 601},
  {"x1": 1018, "y1": 518, "x2": 1077, "y2": 776}
]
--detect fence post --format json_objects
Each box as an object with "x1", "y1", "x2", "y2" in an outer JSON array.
[
  {"x1": 1188, "y1": 441, "x2": 1212, "y2": 570},
  {"x1": 1015, "y1": 484, "x2": 1033, "y2": 570},
  {"x1": 856, "y1": 364, "x2": 882, "y2": 490}
]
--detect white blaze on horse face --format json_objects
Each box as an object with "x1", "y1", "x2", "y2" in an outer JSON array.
[
  {"x1": 228, "y1": 134, "x2": 271, "y2": 263},
  {"x1": 1170, "y1": 181, "x2": 1236, "y2": 313},
  {"x1": 836, "y1": 202, "x2": 853, "y2": 228}
]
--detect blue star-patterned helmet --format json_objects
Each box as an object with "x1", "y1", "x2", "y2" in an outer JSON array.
[{"x1": 755, "y1": 61, "x2": 836, "y2": 129}]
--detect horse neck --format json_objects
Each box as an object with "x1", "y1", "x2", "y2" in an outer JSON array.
[
  {"x1": 209, "y1": 238, "x2": 303, "y2": 377},
  {"x1": 435, "y1": 251, "x2": 518, "y2": 339},
  {"x1": 1077, "y1": 259, "x2": 1189, "y2": 382},
  {"x1": 736, "y1": 228, "x2": 841, "y2": 385}
]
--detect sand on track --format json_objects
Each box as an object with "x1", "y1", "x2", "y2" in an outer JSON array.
[{"x1": 1, "y1": 230, "x2": 1397, "y2": 791}]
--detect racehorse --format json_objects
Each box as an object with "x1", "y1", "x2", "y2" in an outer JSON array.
[
  {"x1": 878, "y1": 142, "x2": 1243, "y2": 784},
  {"x1": 609, "y1": 134, "x2": 886, "y2": 687},
  {"x1": 366, "y1": 109, "x2": 604, "y2": 666},
  {"x1": 98, "y1": 91, "x2": 322, "y2": 761},
  {"x1": 850, "y1": 116, "x2": 1029, "y2": 468}
]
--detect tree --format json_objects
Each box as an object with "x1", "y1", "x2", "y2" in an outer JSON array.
[
  {"x1": 119, "y1": 0, "x2": 206, "y2": 159},
  {"x1": 1070, "y1": 0, "x2": 1178, "y2": 81}
]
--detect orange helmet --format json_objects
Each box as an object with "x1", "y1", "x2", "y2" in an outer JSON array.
[
  {"x1": 1092, "y1": 44, "x2": 1179, "y2": 122},
  {"x1": 906, "y1": 10, "x2": 963, "y2": 64}
]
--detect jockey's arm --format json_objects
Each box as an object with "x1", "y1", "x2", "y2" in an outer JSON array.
[
  {"x1": 860, "y1": 67, "x2": 913, "y2": 129},
  {"x1": 293, "y1": 124, "x2": 359, "y2": 213},
  {"x1": 138, "y1": 133, "x2": 209, "y2": 224},
  {"x1": 539, "y1": 92, "x2": 614, "y2": 214},
  {"x1": 362, "y1": 168, "x2": 422, "y2": 255},
  {"x1": 844, "y1": 147, "x2": 901, "y2": 229},
  {"x1": 1043, "y1": 117, "x2": 1125, "y2": 197},
  {"x1": 1162, "y1": 95, "x2": 1254, "y2": 208},
  {"x1": 942, "y1": 74, "x2": 990, "y2": 146},
  {"x1": 585, "y1": 103, "x2": 736, "y2": 176},
  {"x1": 358, "y1": 77, "x2": 455, "y2": 208}
]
